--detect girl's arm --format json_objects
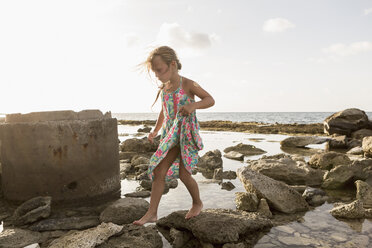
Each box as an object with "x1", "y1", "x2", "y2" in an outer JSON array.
[{"x1": 189, "y1": 81, "x2": 215, "y2": 110}]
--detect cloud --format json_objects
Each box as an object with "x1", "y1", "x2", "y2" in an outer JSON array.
[
  {"x1": 263, "y1": 18, "x2": 295, "y2": 33},
  {"x1": 364, "y1": 8, "x2": 372, "y2": 15},
  {"x1": 155, "y1": 22, "x2": 218, "y2": 57},
  {"x1": 308, "y1": 41, "x2": 372, "y2": 63},
  {"x1": 322, "y1": 41, "x2": 372, "y2": 56}
]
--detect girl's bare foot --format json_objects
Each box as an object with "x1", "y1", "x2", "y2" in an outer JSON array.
[
  {"x1": 185, "y1": 202, "x2": 203, "y2": 219},
  {"x1": 132, "y1": 212, "x2": 158, "y2": 226}
]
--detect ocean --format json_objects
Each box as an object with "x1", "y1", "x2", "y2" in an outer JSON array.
[{"x1": 113, "y1": 112, "x2": 372, "y2": 124}]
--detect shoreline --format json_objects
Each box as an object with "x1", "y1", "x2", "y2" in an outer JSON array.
[{"x1": 117, "y1": 120, "x2": 324, "y2": 136}]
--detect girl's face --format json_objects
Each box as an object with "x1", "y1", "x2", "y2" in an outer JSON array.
[{"x1": 151, "y1": 55, "x2": 175, "y2": 83}]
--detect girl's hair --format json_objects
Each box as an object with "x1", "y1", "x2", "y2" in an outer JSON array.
[{"x1": 139, "y1": 46, "x2": 182, "y2": 109}]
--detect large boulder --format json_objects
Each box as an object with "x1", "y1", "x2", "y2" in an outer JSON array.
[
  {"x1": 362, "y1": 136, "x2": 372, "y2": 158},
  {"x1": 156, "y1": 208, "x2": 272, "y2": 245},
  {"x1": 120, "y1": 137, "x2": 159, "y2": 153},
  {"x1": 237, "y1": 167, "x2": 309, "y2": 213},
  {"x1": 324, "y1": 108, "x2": 371, "y2": 136},
  {"x1": 280, "y1": 136, "x2": 329, "y2": 148},
  {"x1": 321, "y1": 164, "x2": 354, "y2": 189},
  {"x1": 308, "y1": 152, "x2": 351, "y2": 170},
  {"x1": 99, "y1": 198, "x2": 149, "y2": 224},
  {"x1": 351, "y1": 129, "x2": 372, "y2": 140},
  {"x1": 223, "y1": 143, "x2": 266, "y2": 156},
  {"x1": 248, "y1": 154, "x2": 324, "y2": 186},
  {"x1": 234, "y1": 192, "x2": 259, "y2": 211},
  {"x1": 47, "y1": 222, "x2": 123, "y2": 248}
]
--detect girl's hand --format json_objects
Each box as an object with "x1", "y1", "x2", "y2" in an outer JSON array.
[
  {"x1": 148, "y1": 130, "x2": 158, "y2": 143},
  {"x1": 179, "y1": 103, "x2": 195, "y2": 116}
]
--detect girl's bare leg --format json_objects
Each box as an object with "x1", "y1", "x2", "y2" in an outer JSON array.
[
  {"x1": 178, "y1": 149, "x2": 203, "y2": 219},
  {"x1": 133, "y1": 145, "x2": 180, "y2": 225}
]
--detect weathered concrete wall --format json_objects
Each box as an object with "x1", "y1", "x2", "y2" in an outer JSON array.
[{"x1": 0, "y1": 110, "x2": 120, "y2": 203}]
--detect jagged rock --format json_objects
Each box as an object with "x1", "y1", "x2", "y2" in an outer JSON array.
[
  {"x1": 12, "y1": 196, "x2": 51, "y2": 226},
  {"x1": 223, "y1": 151, "x2": 244, "y2": 161},
  {"x1": 280, "y1": 136, "x2": 329, "y2": 148},
  {"x1": 355, "y1": 180, "x2": 372, "y2": 208},
  {"x1": 324, "y1": 108, "x2": 371, "y2": 136},
  {"x1": 362, "y1": 136, "x2": 372, "y2": 158},
  {"x1": 327, "y1": 135, "x2": 348, "y2": 149},
  {"x1": 98, "y1": 224, "x2": 162, "y2": 248},
  {"x1": 131, "y1": 156, "x2": 150, "y2": 166},
  {"x1": 29, "y1": 216, "x2": 99, "y2": 231},
  {"x1": 213, "y1": 168, "x2": 223, "y2": 180},
  {"x1": 330, "y1": 200, "x2": 365, "y2": 219},
  {"x1": 222, "y1": 170, "x2": 237, "y2": 180},
  {"x1": 235, "y1": 192, "x2": 258, "y2": 211},
  {"x1": 302, "y1": 187, "x2": 328, "y2": 206},
  {"x1": 223, "y1": 143, "x2": 266, "y2": 156},
  {"x1": 48, "y1": 222, "x2": 123, "y2": 248},
  {"x1": 198, "y1": 150, "x2": 223, "y2": 170},
  {"x1": 137, "y1": 126, "x2": 152, "y2": 133},
  {"x1": 156, "y1": 208, "x2": 272, "y2": 245},
  {"x1": 120, "y1": 137, "x2": 158, "y2": 153},
  {"x1": 100, "y1": 198, "x2": 149, "y2": 225},
  {"x1": 0, "y1": 228, "x2": 42, "y2": 248},
  {"x1": 322, "y1": 164, "x2": 354, "y2": 189},
  {"x1": 248, "y1": 154, "x2": 324, "y2": 186},
  {"x1": 308, "y1": 152, "x2": 351, "y2": 170},
  {"x1": 237, "y1": 167, "x2": 309, "y2": 213}
]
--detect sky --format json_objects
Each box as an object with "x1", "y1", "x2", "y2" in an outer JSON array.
[{"x1": 0, "y1": 0, "x2": 371, "y2": 114}]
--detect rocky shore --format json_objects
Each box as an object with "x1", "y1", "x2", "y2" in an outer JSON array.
[
  {"x1": 1, "y1": 108, "x2": 372, "y2": 247},
  {"x1": 118, "y1": 119, "x2": 324, "y2": 136}
]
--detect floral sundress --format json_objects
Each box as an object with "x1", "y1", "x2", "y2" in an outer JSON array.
[{"x1": 147, "y1": 76, "x2": 204, "y2": 182}]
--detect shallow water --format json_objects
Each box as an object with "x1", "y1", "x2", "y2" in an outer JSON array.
[
  {"x1": 119, "y1": 124, "x2": 372, "y2": 247},
  {"x1": 1, "y1": 125, "x2": 371, "y2": 247}
]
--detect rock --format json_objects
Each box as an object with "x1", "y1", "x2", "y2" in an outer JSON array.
[
  {"x1": 352, "y1": 129, "x2": 372, "y2": 140},
  {"x1": 237, "y1": 167, "x2": 309, "y2": 213},
  {"x1": 137, "y1": 126, "x2": 152, "y2": 133},
  {"x1": 257, "y1": 198, "x2": 272, "y2": 218},
  {"x1": 138, "y1": 179, "x2": 171, "y2": 194},
  {"x1": 321, "y1": 164, "x2": 354, "y2": 189},
  {"x1": 221, "y1": 181, "x2": 235, "y2": 191},
  {"x1": 99, "y1": 224, "x2": 162, "y2": 248},
  {"x1": 347, "y1": 146, "x2": 364, "y2": 155},
  {"x1": 248, "y1": 154, "x2": 324, "y2": 186},
  {"x1": 222, "y1": 170, "x2": 237, "y2": 180},
  {"x1": 330, "y1": 200, "x2": 365, "y2": 219},
  {"x1": 29, "y1": 216, "x2": 100, "y2": 231},
  {"x1": 24, "y1": 244, "x2": 40, "y2": 248},
  {"x1": 302, "y1": 187, "x2": 328, "y2": 206},
  {"x1": 326, "y1": 135, "x2": 348, "y2": 149},
  {"x1": 124, "y1": 191, "x2": 151, "y2": 198},
  {"x1": 222, "y1": 243, "x2": 246, "y2": 248},
  {"x1": 235, "y1": 192, "x2": 258, "y2": 211},
  {"x1": 324, "y1": 108, "x2": 371, "y2": 136},
  {"x1": 347, "y1": 138, "x2": 363, "y2": 149},
  {"x1": 223, "y1": 143, "x2": 266, "y2": 156},
  {"x1": 308, "y1": 152, "x2": 351, "y2": 170},
  {"x1": 197, "y1": 150, "x2": 223, "y2": 172},
  {"x1": 365, "y1": 208, "x2": 372, "y2": 218},
  {"x1": 0, "y1": 228, "x2": 41, "y2": 248},
  {"x1": 99, "y1": 198, "x2": 149, "y2": 224},
  {"x1": 12, "y1": 196, "x2": 51, "y2": 226},
  {"x1": 355, "y1": 180, "x2": 372, "y2": 208},
  {"x1": 280, "y1": 136, "x2": 329, "y2": 148},
  {"x1": 351, "y1": 158, "x2": 372, "y2": 181},
  {"x1": 120, "y1": 137, "x2": 157, "y2": 153},
  {"x1": 169, "y1": 227, "x2": 194, "y2": 248},
  {"x1": 48, "y1": 222, "x2": 123, "y2": 248},
  {"x1": 131, "y1": 156, "x2": 150, "y2": 166},
  {"x1": 223, "y1": 151, "x2": 244, "y2": 161},
  {"x1": 362, "y1": 136, "x2": 372, "y2": 158},
  {"x1": 156, "y1": 208, "x2": 272, "y2": 245}
]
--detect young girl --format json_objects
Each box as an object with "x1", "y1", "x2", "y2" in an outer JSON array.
[{"x1": 133, "y1": 46, "x2": 215, "y2": 226}]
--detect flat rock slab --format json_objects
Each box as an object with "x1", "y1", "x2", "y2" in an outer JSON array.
[
  {"x1": 100, "y1": 198, "x2": 149, "y2": 224},
  {"x1": 0, "y1": 228, "x2": 42, "y2": 248},
  {"x1": 223, "y1": 143, "x2": 266, "y2": 156},
  {"x1": 29, "y1": 216, "x2": 100, "y2": 231},
  {"x1": 237, "y1": 167, "x2": 309, "y2": 213},
  {"x1": 156, "y1": 208, "x2": 272, "y2": 245}
]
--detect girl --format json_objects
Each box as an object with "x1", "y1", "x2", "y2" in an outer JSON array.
[{"x1": 133, "y1": 46, "x2": 215, "y2": 226}]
